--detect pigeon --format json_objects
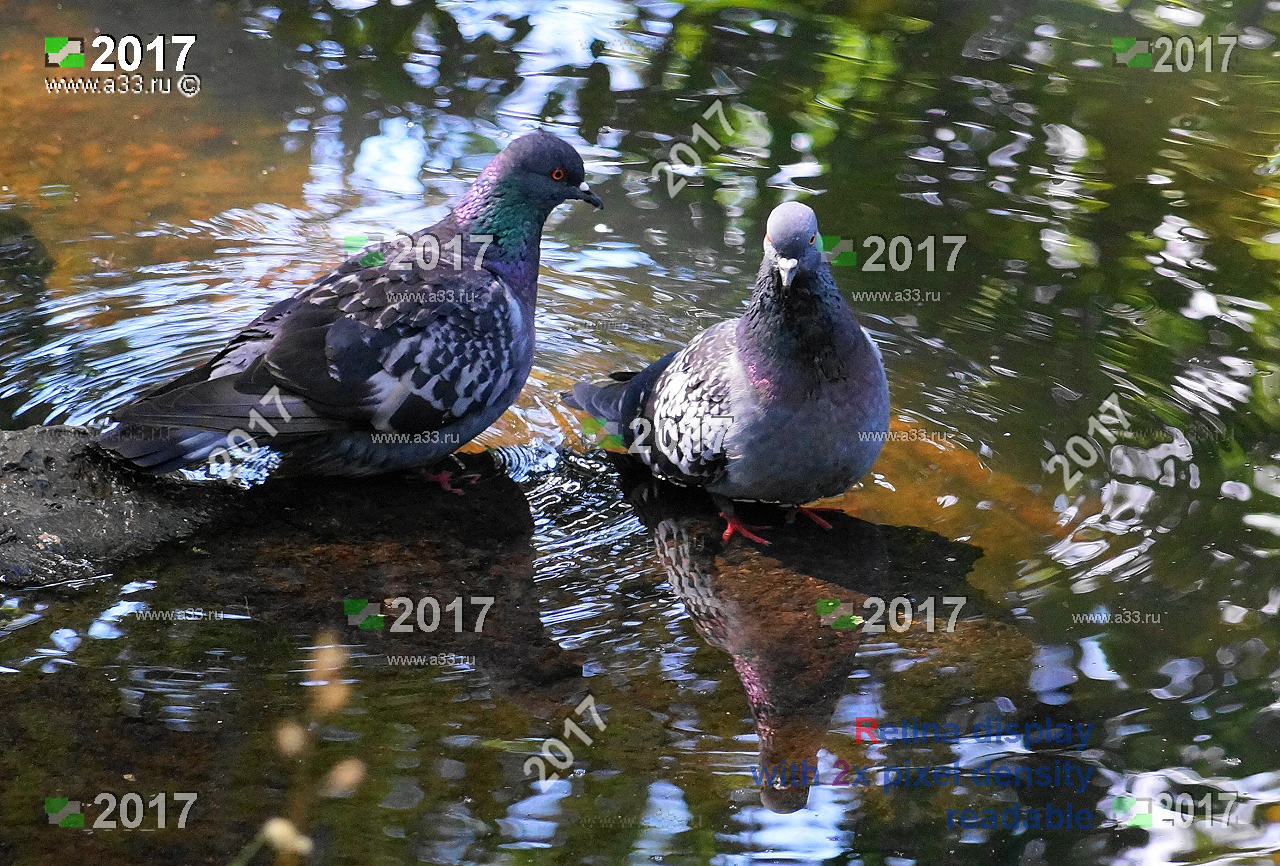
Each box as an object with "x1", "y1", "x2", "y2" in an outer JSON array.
[
  {"x1": 565, "y1": 201, "x2": 890, "y2": 543},
  {"x1": 99, "y1": 130, "x2": 602, "y2": 481}
]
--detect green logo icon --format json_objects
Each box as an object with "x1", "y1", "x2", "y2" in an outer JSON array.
[
  {"x1": 44, "y1": 37, "x2": 85, "y2": 68},
  {"x1": 582, "y1": 415, "x2": 626, "y2": 452},
  {"x1": 1110, "y1": 795, "x2": 1153, "y2": 827},
  {"x1": 819, "y1": 236, "x2": 858, "y2": 267},
  {"x1": 344, "y1": 599, "x2": 385, "y2": 630},
  {"x1": 816, "y1": 599, "x2": 863, "y2": 630},
  {"x1": 1112, "y1": 38, "x2": 1153, "y2": 68},
  {"x1": 343, "y1": 234, "x2": 385, "y2": 267},
  {"x1": 45, "y1": 797, "x2": 84, "y2": 828}
]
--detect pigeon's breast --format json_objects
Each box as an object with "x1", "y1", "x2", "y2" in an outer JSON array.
[{"x1": 711, "y1": 358, "x2": 889, "y2": 504}]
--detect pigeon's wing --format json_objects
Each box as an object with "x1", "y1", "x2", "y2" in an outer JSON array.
[
  {"x1": 117, "y1": 266, "x2": 517, "y2": 434},
  {"x1": 265, "y1": 264, "x2": 521, "y2": 433},
  {"x1": 114, "y1": 291, "x2": 313, "y2": 415},
  {"x1": 642, "y1": 321, "x2": 738, "y2": 487},
  {"x1": 103, "y1": 242, "x2": 523, "y2": 470}
]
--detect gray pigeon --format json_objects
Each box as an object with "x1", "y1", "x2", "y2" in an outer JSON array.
[
  {"x1": 99, "y1": 131, "x2": 601, "y2": 482},
  {"x1": 566, "y1": 202, "x2": 890, "y2": 543}
]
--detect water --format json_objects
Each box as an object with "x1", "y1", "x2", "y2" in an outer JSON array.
[{"x1": 2, "y1": 0, "x2": 1280, "y2": 863}]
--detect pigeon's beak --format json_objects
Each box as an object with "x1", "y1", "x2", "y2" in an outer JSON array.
[
  {"x1": 775, "y1": 257, "x2": 798, "y2": 288},
  {"x1": 572, "y1": 181, "x2": 604, "y2": 209}
]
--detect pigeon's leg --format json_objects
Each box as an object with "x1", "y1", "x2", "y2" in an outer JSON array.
[
  {"x1": 424, "y1": 470, "x2": 474, "y2": 494},
  {"x1": 423, "y1": 456, "x2": 481, "y2": 495},
  {"x1": 787, "y1": 506, "x2": 837, "y2": 531},
  {"x1": 721, "y1": 513, "x2": 772, "y2": 545},
  {"x1": 714, "y1": 496, "x2": 772, "y2": 546}
]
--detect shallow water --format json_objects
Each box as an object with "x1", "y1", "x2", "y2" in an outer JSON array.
[{"x1": 2, "y1": 0, "x2": 1280, "y2": 863}]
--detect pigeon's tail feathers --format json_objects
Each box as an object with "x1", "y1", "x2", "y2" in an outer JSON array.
[
  {"x1": 98, "y1": 423, "x2": 238, "y2": 474},
  {"x1": 97, "y1": 375, "x2": 338, "y2": 473},
  {"x1": 563, "y1": 351, "x2": 679, "y2": 427},
  {"x1": 566, "y1": 379, "x2": 631, "y2": 424},
  {"x1": 560, "y1": 367, "x2": 644, "y2": 413},
  {"x1": 110, "y1": 374, "x2": 326, "y2": 431}
]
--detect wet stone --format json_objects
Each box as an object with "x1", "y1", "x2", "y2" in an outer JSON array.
[{"x1": 0, "y1": 426, "x2": 229, "y2": 587}]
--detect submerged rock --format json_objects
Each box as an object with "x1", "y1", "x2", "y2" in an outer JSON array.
[
  {"x1": 0, "y1": 213, "x2": 54, "y2": 291},
  {"x1": 0, "y1": 425, "x2": 581, "y2": 681},
  {"x1": 0, "y1": 426, "x2": 229, "y2": 586}
]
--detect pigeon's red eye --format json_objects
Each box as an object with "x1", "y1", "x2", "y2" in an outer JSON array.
[
  {"x1": 551, "y1": 168, "x2": 566, "y2": 181},
  {"x1": 810, "y1": 234, "x2": 816, "y2": 245}
]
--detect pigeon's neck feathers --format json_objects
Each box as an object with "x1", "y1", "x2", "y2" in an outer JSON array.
[
  {"x1": 737, "y1": 260, "x2": 867, "y2": 383},
  {"x1": 450, "y1": 162, "x2": 554, "y2": 291}
]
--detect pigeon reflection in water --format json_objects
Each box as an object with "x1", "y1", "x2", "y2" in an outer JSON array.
[{"x1": 617, "y1": 463, "x2": 982, "y2": 813}]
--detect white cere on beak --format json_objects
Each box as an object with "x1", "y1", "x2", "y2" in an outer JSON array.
[
  {"x1": 579, "y1": 181, "x2": 591, "y2": 192},
  {"x1": 776, "y1": 256, "x2": 798, "y2": 287}
]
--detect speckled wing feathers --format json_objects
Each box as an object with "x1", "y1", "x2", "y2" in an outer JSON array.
[
  {"x1": 644, "y1": 321, "x2": 738, "y2": 487},
  {"x1": 255, "y1": 264, "x2": 518, "y2": 433},
  {"x1": 104, "y1": 229, "x2": 523, "y2": 468}
]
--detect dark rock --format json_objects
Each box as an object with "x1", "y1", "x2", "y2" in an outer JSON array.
[{"x1": 0, "y1": 426, "x2": 229, "y2": 586}]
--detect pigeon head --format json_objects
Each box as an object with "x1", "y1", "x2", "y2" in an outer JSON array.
[
  {"x1": 487, "y1": 130, "x2": 602, "y2": 210},
  {"x1": 762, "y1": 202, "x2": 823, "y2": 289},
  {"x1": 452, "y1": 131, "x2": 602, "y2": 273}
]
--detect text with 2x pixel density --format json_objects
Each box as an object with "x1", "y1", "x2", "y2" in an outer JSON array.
[
  {"x1": 850, "y1": 716, "x2": 1093, "y2": 748},
  {"x1": 753, "y1": 758, "x2": 1094, "y2": 795}
]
